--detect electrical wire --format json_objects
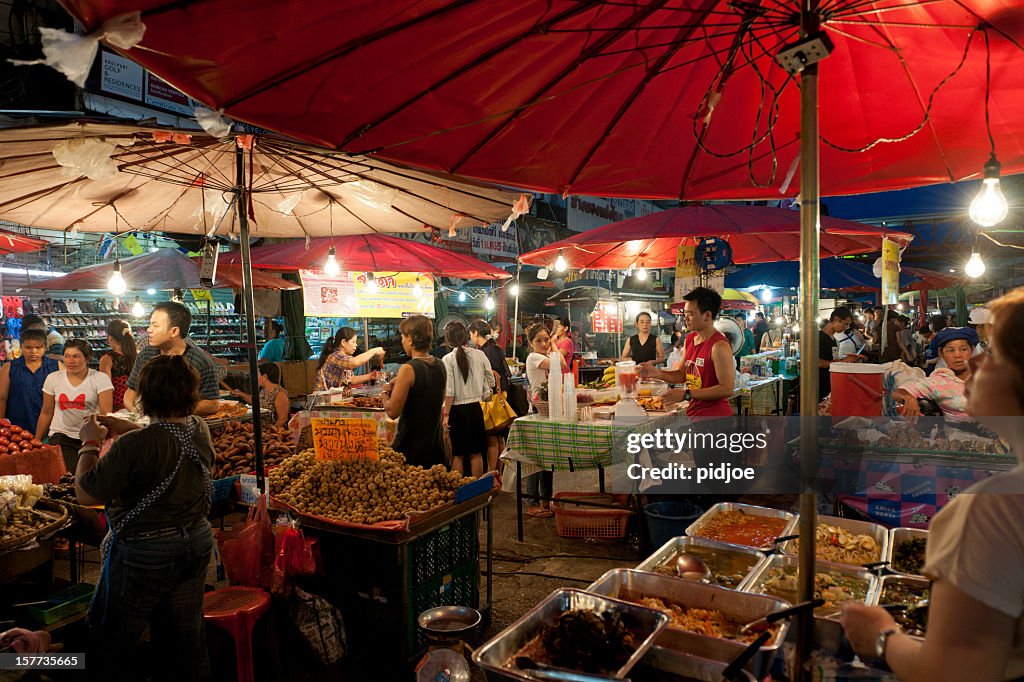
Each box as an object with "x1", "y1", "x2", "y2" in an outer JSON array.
[{"x1": 482, "y1": 570, "x2": 593, "y2": 583}]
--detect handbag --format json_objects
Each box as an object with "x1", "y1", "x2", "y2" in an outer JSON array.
[
  {"x1": 507, "y1": 382, "x2": 530, "y2": 417},
  {"x1": 481, "y1": 391, "x2": 518, "y2": 433}
]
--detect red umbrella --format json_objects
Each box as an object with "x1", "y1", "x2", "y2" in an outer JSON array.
[
  {"x1": 0, "y1": 229, "x2": 49, "y2": 256},
  {"x1": 520, "y1": 205, "x2": 912, "y2": 269},
  {"x1": 35, "y1": 249, "x2": 299, "y2": 291},
  {"x1": 57, "y1": 1, "x2": 1024, "y2": 199},
  {"x1": 901, "y1": 266, "x2": 963, "y2": 291},
  {"x1": 219, "y1": 234, "x2": 511, "y2": 280}
]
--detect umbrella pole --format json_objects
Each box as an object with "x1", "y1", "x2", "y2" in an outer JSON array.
[
  {"x1": 796, "y1": 8, "x2": 821, "y2": 680},
  {"x1": 235, "y1": 145, "x2": 265, "y2": 493},
  {"x1": 511, "y1": 263, "x2": 521, "y2": 359}
]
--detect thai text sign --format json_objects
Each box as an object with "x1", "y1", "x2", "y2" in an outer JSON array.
[
  {"x1": 300, "y1": 270, "x2": 434, "y2": 318},
  {"x1": 881, "y1": 238, "x2": 900, "y2": 306},
  {"x1": 311, "y1": 418, "x2": 378, "y2": 461}
]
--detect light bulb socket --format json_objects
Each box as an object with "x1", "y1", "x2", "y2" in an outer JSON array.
[
  {"x1": 328, "y1": 245, "x2": 337, "y2": 257},
  {"x1": 983, "y1": 153, "x2": 1001, "y2": 180}
]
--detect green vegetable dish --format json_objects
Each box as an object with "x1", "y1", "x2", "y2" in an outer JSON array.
[
  {"x1": 879, "y1": 579, "x2": 930, "y2": 636},
  {"x1": 758, "y1": 567, "x2": 869, "y2": 617},
  {"x1": 892, "y1": 538, "x2": 927, "y2": 575}
]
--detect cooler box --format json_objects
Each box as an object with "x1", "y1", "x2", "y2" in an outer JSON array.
[{"x1": 830, "y1": 363, "x2": 885, "y2": 417}]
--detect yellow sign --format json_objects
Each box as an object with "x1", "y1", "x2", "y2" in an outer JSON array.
[
  {"x1": 674, "y1": 245, "x2": 699, "y2": 301},
  {"x1": 300, "y1": 270, "x2": 434, "y2": 318},
  {"x1": 122, "y1": 234, "x2": 144, "y2": 256},
  {"x1": 190, "y1": 289, "x2": 213, "y2": 302},
  {"x1": 881, "y1": 238, "x2": 900, "y2": 305},
  {"x1": 311, "y1": 418, "x2": 378, "y2": 461}
]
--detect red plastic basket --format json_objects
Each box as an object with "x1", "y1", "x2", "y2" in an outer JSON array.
[{"x1": 552, "y1": 492, "x2": 631, "y2": 539}]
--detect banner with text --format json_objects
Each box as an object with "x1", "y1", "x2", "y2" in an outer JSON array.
[
  {"x1": 300, "y1": 271, "x2": 435, "y2": 318},
  {"x1": 673, "y1": 245, "x2": 700, "y2": 301},
  {"x1": 471, "y1": 222, "x2": 519, "y2": 261},
  {"x1": 311, "y1": 418, "x2": 378, "y2": 461},
  {"x1": 566, "y1": 196, "x2": 660, "y2": 233},
  {"x1": 882, "y1": 238, "x2": 900, "y2": 305}
]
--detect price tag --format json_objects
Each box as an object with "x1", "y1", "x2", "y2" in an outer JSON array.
[
  {"x1": 311, "y1": 418, "x2": 378, "y2": 461},
  {"x1": 190, "y1": 289, "x2": 213, "y2": 302}
]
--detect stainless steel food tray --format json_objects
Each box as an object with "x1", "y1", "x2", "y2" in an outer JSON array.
[
  {"x1": 634, "y1": 535, "x2": 767, "y2": 591},
  {"x1": 586, "y1": 569, "x2": 790, "y2": 679},
  {"x1": 472, "y1": 588, "x2": 669, "y2": 681},
  {"x1": 886, "y1": 527, "x2": 930, "y2": 577},
  {"x1": 685, "y1": 502, "x2": 798, "y2": 551},
  {"x1": 778, "y1": 515, "x2": 888, "y2": 568},
  {"x1": 870, "y1": 574, "x2": 930, "y2": 641},
  {"x1": 634, "y1": 647, "x2": 756, "y2": 681}
]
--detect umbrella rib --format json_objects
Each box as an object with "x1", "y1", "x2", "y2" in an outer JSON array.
[
  {"x1": 830, "y1": 0, "x2": 946, "y2": 19},
  {"x1": 283, "y1": 148, "x2": 503, "y2": 225},
  {"x1": 343, "y1": 157, "x2": 514, "y2": 209},
  {"x1": 448, "y1": 0, "x2": 676, "y2": 176},
  {"x1": 950, "y1": 0, "x2": 1024, "y2": 52},
  {"x1": 338, "y1": 0, "x2": 605, "y2": 148},
  {"x1": 216, "y1": 0, "x2": 480, "y2": 111},
  {"x1": 566, "y1": 9, "x2": 721, "y2": 189}
]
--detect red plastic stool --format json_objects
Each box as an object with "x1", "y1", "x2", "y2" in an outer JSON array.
[{"x1": 203, "y1": 587, "x2": 271, "y2": 682}]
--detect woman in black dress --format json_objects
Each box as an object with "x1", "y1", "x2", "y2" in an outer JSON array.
[
  {"x1": 382, "y1": 315, "x2": 446, "y2": 468},
  {"x1": 620, "y1": 311, "x2": 665, "y2": 364}
]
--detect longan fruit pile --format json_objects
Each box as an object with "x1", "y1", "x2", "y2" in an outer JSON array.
[{"x1": 269, "y1": 441, "x2": 476, "y2": 525}]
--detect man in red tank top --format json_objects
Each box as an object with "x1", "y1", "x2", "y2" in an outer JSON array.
[{"x1": 640, "y1": 287, "x2": 735, "y2": 417}]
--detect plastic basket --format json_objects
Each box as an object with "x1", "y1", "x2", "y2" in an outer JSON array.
[
  {"x1": 25, "y1": 583, "x2": 94, "y2": 625},
  {"x1": 211, "y1": 475, "x2": 240, "y2": 503},
  {"x1": 552, "y1": 492, "x2": 631, "y2": 539}
]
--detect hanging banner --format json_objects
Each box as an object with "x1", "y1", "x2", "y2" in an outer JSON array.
[
  {"x1": 673, "y1": 245, "x2": 700, "y2": 301},
  {"x1": 566, "y1": 197, "x2": 660, "y2": 233},
  {"x1": 471, "y1": 222, "x2": 519, "y2": 261},
  {"x1": 300, "y1": 270, "x2": 434, "y2": 318},
  {"x1": 881, "y1": 238, "x2": 900, "y2": 305}
]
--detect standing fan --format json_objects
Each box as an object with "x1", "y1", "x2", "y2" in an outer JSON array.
[{"x1": 714, "y1": 316, "x2": 746, "y2": 357}]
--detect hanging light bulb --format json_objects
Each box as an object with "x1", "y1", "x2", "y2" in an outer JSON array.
[
  {"x1": 965, "y1": 252, "x2": 986, "y2": 278},
  {"x1": 412, "y1": 277, "x2": 424, "y2": 299},
  {"x1": 365, "y1": 272, "x2": 377, "y2": 292},
  {"x1": 635, "y1": 264, "x2": 648, "y2": 281},
  {"x1": 485, "y1": 293, "x2": 495, "y2": 310},
  {"x1": 761, "y1": 288, "x2": 772, "y2": 303},
  {"x1": 458, "y1": 291, "x2": 467, "y2": 303},
  {"x1": 323, "y1": 245, "x2": 341, "y2": 277},
  {"x1": 554, "y1": 252, "x2": 567, "y2": 272},
  {"x1": 131, "y1": 297, "x2": 145, "y2": 318},
  {"x1": 969, "y1": 154, "x2": 1009, "y2": 227},
  {"x1": 510, "y1": 283, "x2": 519, "y2": 297},
  {"x1": 108, "y1": 261, "x2": 127, "y2": 296},
  {"x1": 146, "y1": 288, "x2": 156, "y2": 295}
]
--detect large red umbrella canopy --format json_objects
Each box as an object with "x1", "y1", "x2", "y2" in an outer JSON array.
[
  {"x1": 520, "y1": 205, "x2": 913, "y2": 269},
  {"x1": 58, "y1": 1, "x2": 1024, "y2": 199},
  {"x1": 901, "y1": 266, "x2": 963, "y2": 291},
  {"x1": 34, "y1": 249, "x2": 299, "y2": 291},
  {"x1": 0, "y1": 229, "x2": 49, "y2": 255},
  {"x1": 219, "y1": 234, "x2": 511, "y2": 280}
]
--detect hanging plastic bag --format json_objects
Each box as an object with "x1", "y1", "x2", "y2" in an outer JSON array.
[
  {"x1": 291, "y1": 586, "x2": 347, "y2": 665},
  {"x1": 276, "y1": 524, "x2": 319, "y2": 577},
  {"x1": 215, "y1": 492, "x2": 275, "y2": 588}
]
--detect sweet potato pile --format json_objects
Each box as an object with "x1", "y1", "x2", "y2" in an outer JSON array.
[{"x1": 212, "y1": 421, "x2": 295, "y2": 479}]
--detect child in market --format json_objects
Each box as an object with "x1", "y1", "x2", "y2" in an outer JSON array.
[{"x1": 0, "y1": 329, "x2": 60, "y2": 432}]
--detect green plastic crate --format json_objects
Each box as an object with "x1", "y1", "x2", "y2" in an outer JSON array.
[
  {"x1": 407, "y1": 513, "x2": 479, "y2": 587},
  {"x1": 25, "y1": 583, "x2": 94, "y2": 625}
]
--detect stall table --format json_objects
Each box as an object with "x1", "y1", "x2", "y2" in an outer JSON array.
[
  {"x1": 732, "y1": 376, "x2": 783, "y2": 416},
  {"x1": 502, "y1": 412, "x2": 682, "y2": 540}
]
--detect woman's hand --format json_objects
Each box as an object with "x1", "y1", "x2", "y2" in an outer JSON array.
[
  {"x1": 79, "y1": 415, "x2": 108, "y2": 444},
  {"x1": 896, "y1": 394, "x2": 922, "y2": 424},
  {"x1": 96, "y1": 414, "x2": 141, "y2": 436},
  {"x1": 0, "y1": 627, "x2": 49, "y2": 654},
  {"x1": 840, "y1": 603, "x2": 900, "y2": 659},
  {"x1": 442, "y1": 412, "x2": 450, "y2": 431},
  {"x1": 372, "y1": 347, "x2": 386, "y2": 358}
]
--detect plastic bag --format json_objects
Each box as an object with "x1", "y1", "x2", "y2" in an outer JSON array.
[
  {"x1": 269, "y1": 523, "x2": 319, "y2": 597},
  {"x1": 291, "y1": 586, "x2": 346, "y2": 665},
  {"x1": 215, "y1": 492, "x2": 275, "y2": 588}
]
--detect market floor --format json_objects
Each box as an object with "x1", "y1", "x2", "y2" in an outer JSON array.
[{"x1": 48, "y1": 471, "x2": 799, "y2": 681}]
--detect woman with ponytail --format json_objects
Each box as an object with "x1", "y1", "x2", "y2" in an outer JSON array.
[
  {"x1": 441, "y1": 321, "x2": 494, "y2": 477},
  {"x1": 100, "y1": 320, "x2": 137, "y2": 411}
]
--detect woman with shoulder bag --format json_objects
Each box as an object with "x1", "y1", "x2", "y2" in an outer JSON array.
[
  {"x1": 442, "y1": 322, "x2": 494, "y2": 478},
  {"x1": 469, "y1": 320, "x2": 516, "y2": 472}
]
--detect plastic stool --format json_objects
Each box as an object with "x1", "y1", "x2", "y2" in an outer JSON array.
[{"x1": 203, "y1": 587, "x2": 271, "y2": 682}]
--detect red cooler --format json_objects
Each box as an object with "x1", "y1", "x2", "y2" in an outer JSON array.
[{"x1": 830, "y1": 364, "x2": 886, "y2": 416}]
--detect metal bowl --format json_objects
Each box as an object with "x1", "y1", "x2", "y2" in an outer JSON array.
[{"x1": 418, "y1": 605, "x2": 482, "y2": 644}]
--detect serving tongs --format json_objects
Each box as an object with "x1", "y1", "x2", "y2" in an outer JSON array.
[{"x1": 737, "y1": 599, "x2": 825, "y2": 636}]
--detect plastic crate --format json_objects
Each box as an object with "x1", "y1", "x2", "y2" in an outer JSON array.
[
  {"x1": 408, "y1": 558, "x2": 479, "y2": 653},
  {"x1": 552, "y1": 492, "x2": 631, "y2": 539},
  {"x1": 25, "y1": 583, "x2": 94, "y2": 625},
  {"x1": 407, "y1": 513, "x2": 478, "y2": 586}
]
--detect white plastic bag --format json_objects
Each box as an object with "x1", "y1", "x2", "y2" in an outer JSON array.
[{"x1": 52, "y1": 137, "x2": 119, "y2": 180}]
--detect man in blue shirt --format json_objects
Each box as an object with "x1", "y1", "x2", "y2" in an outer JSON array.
[{"x1": 258, "y1": 321, "x2": 285, "y2": 362}]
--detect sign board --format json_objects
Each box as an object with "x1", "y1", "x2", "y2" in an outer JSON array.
[
  {"x1": 190, "y1": 289, "x2": 213, "y2": 302},
  {"x1": 471, "y1": 222, "x2": 519, "y2": 261},
  {"x1": 591, "y1": 300, "x2": 622, "y2": 334},
  {"x1": 100, "y1": 50, "x2": 143, "y2": 100},
  {"x1": 566, "y1": 196, "x2": 660, "y2": 233},
  {"x1": 673, "y1": 245, "x2": 700, "y2": 301},
  {"x1": 311, "y1": 418, "x2": 378, "y2": 461},
  {"x1": 881, "y1": 238, "x2": 900, "y2": 305},
  {"x1": 144, "y1": 74, "x2": 194, "y2": 116},
  {"x1": 300, "y1": 270, "x2": 434, "y2": 318}
]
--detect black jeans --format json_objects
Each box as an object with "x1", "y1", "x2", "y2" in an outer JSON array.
[
  {"x1": 88, "y1": 520, "x2": 214, "y2": 682},
  {"x1": 49, "y1": 432, "x2": 82, "y2": 474}
]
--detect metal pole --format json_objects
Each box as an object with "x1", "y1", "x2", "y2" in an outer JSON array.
[
  {"x1": 235, "y1": 145, "x2": 265, "y2": 492},
  {"x1": 796, "y1": 4, "x2": 821, "y2": 679},
  {"x1": 511, "y1": 263, "x2": 521, "y2": 359}
]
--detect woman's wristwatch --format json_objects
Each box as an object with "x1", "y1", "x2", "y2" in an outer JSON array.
[{"x1": 874, "y1": 627, "x2": 901, "y2": 659}]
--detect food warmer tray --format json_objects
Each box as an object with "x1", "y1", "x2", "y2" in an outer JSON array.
[
  {"x1": 869, "y1": 574, "x2": 930, "y2": 642},
  {"x1": 777, "y1": 514, "x2": 889, "y2": 568},
  {"x1": 886, "y1": 527, "x2": 930, "y2": 577},
  {"x1": 685, "y1": 502, "x2": 798, "y2": 552},
  {"x1": 634, "y1": 535, "x2": 768, "y2": 591}
]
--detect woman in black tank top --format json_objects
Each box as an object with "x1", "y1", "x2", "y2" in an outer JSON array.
[{"x1": 620, "y1": 311, "x2": 665, "y2": 364}]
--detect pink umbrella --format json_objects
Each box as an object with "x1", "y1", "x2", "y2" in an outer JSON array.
[
  {"x1": 520, "y1": 205, "x2": 912, "y2": 269},
  {"x1": 220, "y1": 234, "x2": 511, "y2": 279}
]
